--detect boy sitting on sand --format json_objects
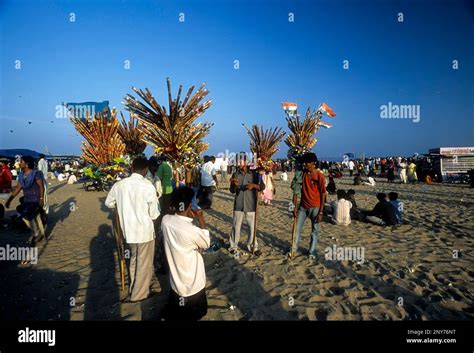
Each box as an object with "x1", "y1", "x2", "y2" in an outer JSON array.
[
  {"x1": 389, "y1": 192, "x2": 404, "y2": 225},
  {"x1": 330, "y1": 189, "x2": 352, "y2": 226},
  {"x1": 363, "y1": 193, "x2": 398, "y2": 226}
]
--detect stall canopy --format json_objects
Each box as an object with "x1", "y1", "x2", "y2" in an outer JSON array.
[{"x1": 0, "y1": 149, "x2": 42, "y2": 159}]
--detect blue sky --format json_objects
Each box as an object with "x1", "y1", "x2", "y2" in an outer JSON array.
[{"x1": 1, "y1": 0, "x2": 473, "y2": 159}]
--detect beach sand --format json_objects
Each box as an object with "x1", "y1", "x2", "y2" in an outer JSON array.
[{"x1": 0, "y1": 174, "x2": 473, "y2": 320}]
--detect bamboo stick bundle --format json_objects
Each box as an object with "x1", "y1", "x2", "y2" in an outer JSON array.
[
  {"x1": 284, "y1": 107, "x2": 320, "y2": 159},
  {"x1": 70, "y1": 108, "x2": 125, "y2": 166},
  {"x1": 118, "y1": 112, "x2": 147, "y2": 157},
  {"x1": 283, "y1": 102, "x2": 336, "y2": 160},
  {"x1": 122, "y1": 78, "x2": 213, "y2": 164},
  {"x1": 242, "y1": 124, "x2": 286, "y2": 170}
]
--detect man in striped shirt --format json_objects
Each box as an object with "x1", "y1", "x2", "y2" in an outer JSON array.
[{"x1": 331, "y1": 189, "x2": 352, "y2": 226}]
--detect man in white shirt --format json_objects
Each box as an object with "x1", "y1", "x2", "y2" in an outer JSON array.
[
  {"x1": 348, "y1": 160, "x2": 355, "y2": 176},
  {"x1": 199, "y1": 155, "x2": 217, "y2": 209},
  {"x1": 279, "y1": 172, "x2": 288, "y2": 182},
  {"x1": 162, "y1": 186, "x2": 210, "y2": 320},
  {"x1": 331, "y1": 190, "x2": 352, "y2": 226},
  {"x1": 38, "y1": 154, "x2": 48, "y2": 180},
  {"x1": 105, "y1": 157, "x2": 160, "y2": 302},
  {"x1": 67, "y1": 173, "x2": 77, "y2": 184}
]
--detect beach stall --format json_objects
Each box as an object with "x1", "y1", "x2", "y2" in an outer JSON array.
[{"x1": 428, "y1": 147, "x2": 474, "y2": 182}]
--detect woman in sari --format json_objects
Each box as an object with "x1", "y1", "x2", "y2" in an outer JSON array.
[{"x1": 407, "y1": 159, "x2": 418, "y2": 184}]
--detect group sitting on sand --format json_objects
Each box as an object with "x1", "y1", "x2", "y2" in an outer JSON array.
[{"x1": 324, "y1": 189, "x2": 404, "y2": 227}]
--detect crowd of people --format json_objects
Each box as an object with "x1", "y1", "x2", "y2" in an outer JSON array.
[{"x1": 0, "y1": 149, "x2": 464, "y2": 321}]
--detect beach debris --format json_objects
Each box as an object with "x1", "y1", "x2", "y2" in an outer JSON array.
[
  {"x1": 404, "y1": 264, "x2": 419, "y2": 274},
  {"x1": 288, "y1": 202, "x2": 295, "y2": 213},
  {"x1": 252, "y1": 268, "x2": 264, "y2": 279}
]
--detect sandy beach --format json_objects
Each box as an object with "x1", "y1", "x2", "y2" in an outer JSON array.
[{"x1": 0, "y1": 174, "x2": 473, "y2": 321}]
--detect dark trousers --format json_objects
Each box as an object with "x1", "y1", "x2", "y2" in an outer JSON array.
[
  {"x1": 165, "y1": 288, "x2": 208, "y2": 321},
  {"x1": 198, "y1": 186, "x2": 214, "y2": 209},
  {"x1": 160, "y1": 194, "x2": 173, "y2": 215}
]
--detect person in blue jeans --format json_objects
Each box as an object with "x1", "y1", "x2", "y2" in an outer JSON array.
[{"x1": 289, "y1": 152, "x2": 327, "y2": 260}]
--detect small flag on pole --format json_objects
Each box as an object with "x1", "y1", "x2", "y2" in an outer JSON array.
[
  {"x1": 282, "y1": 102, "x2": 298, "y2": 111},
  {"x1": 318, "y1": 102, "x2": 336, "y2": 117},
  {"x1": 317, "y1": 121, "x2": 333, "y2": 129}
]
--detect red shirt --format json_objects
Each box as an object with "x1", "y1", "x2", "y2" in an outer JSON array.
[
  {"x1": 301, "y1": 170, "x2": 326, "y2": 209},
  {"x1": 0, "y1": 165, "x2": 12, "y2": 191}
]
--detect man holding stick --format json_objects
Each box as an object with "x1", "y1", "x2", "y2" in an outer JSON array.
[
  {"x1": 105, "y1": 157, "x2": 160, "y2": 302},
  {"x1": 228, "y1": 155, "x2": 264, "y2": 257},
  {"x1": 289, "y1": 152, "x2": 327, "y2": 260}
]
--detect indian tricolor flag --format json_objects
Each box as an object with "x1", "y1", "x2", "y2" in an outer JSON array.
[
  {"x1": 317, "y1": 121, "x2": 333, "y2": 129},
  {"x1": 282, "y1": 102, "x2": 298, "y2": 112},
  {"x1": 318, "y1": 102, "x2": 336, "y2": 117}
]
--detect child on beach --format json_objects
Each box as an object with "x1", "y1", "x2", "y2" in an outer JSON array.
[
  {"x1": 330, "y1": 189, "x2": 352, "y2": 226},
  {"x1": 364, "y1": 193, "x2": 398, "y2": 226},
  {"x1": 261, "y1": 170, "x2": 275, "y2": 205},
  {"x1": 389, "y1": 192, "x2": 404, "y2": 225}
]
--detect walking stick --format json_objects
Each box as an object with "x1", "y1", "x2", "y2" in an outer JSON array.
[
  {"x1": 252, "y1": 190, "x2": 259, "y2": 255},
  {"x1": 290, "y1": 213, "x2": 297, "y2": 259},
  {"x1": 114, "y1": 211, "x2": 126, "y2": 291}
]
